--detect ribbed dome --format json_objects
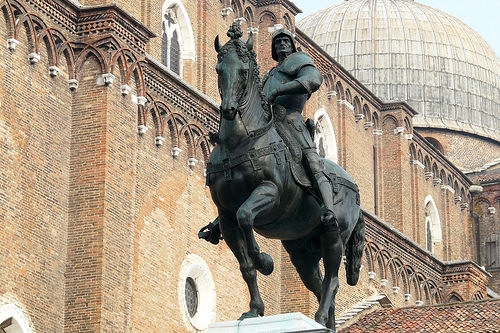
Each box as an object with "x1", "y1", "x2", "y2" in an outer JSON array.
[{"x1": 297, "y1": 0, "x2": 500, "y2": 139}]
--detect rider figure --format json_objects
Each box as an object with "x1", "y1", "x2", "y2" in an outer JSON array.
[
  {"x1": 263, "y1": 28, "x2": 335, "y2": 226},
  {"x1": 199, "y1": 28, "x2": 336, "y2": 244}
]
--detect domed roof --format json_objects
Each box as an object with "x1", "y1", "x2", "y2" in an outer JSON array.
[{"x1": 297, "y1": 0, "x2": 500, "y2": 140}]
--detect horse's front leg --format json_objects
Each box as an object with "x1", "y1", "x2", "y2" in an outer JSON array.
[
  {"x1": 218, "y1": 213, "x2": 265, "y2": 319},
  {"x1": 236, "y1": 180, "x2": 279, "y2": 276}
]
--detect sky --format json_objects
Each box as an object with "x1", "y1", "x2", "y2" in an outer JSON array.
[{"x1": 292, "y1": 0, "x2": 500, "y2": 57}]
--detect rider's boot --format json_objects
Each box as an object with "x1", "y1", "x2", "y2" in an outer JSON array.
[{"x1": 314, "y1": 172, "x2": 337, "y2": 228}]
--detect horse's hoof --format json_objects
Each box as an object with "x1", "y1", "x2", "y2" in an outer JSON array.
[
  {"x1": 238, "y1": 311, "x2": 260, "y2": 321},
  {"x1": 256, "y1": 252, "x2": 274, "y2": 276},
  {"x1": 314, "y1": 311, "x2": 328, "y2": 327}
]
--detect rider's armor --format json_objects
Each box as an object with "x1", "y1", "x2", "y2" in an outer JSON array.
[{"x1": 263, "y1": 29, "x2": 336, "y2": 227}]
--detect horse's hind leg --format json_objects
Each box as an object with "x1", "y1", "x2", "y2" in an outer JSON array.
[
  {"x1": 282, "y1": 239, "x2": 336, "y2": 330},
  {"x1": 316, "y1": 224, "x2": 343, "y2": 331},
  {"x1": 219, "y1": 214, "x2": 265, "y2": 319},
  {"x1": 282, "y1": 239, "x2": 323, "y2": 299},
  {"x1": 236, "y1": 181, "x2": 279, "y2": 276}
]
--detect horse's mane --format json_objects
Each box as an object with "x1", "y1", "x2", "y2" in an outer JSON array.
[{"x1": 218, "y1": 38, "x2": 271, "y2": 119}]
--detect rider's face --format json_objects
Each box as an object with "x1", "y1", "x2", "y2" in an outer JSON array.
[{"x1": 274, "y1": 36, "x2": 293, "y2": 58}]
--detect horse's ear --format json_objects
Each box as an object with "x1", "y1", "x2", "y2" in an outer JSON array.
[
  {"x1": 215, "y1": 35, "x2": 221, "y2": 53},
  {"x1": 246, "y1": 32, "x2": 254, "y2": 51}
]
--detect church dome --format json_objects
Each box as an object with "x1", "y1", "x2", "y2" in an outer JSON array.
[{"x1": 297, "y1": 0, "x2": 500, "y2": 140}]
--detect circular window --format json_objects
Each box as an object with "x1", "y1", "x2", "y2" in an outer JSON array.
[
  {"x1": 184, "y1": 277, "x2": 199, "y2": 317},
  {"x1": 178, "y1": 254, "x2": 216, "y2": 331}
]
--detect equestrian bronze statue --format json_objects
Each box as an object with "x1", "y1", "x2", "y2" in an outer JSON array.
[{"x1": 199, "y1": 23, "x2": 365, "y2": 331}]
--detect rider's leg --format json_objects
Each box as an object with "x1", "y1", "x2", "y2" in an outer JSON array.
[{"x1": 305, "y1": 151, "x2": 337, "y2": 226}]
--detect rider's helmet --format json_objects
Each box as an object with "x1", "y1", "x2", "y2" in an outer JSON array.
[{"x1": 271, "y1": 28, "x2": 297, "y2": 61}]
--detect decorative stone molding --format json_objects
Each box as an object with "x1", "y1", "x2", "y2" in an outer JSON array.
[
  {"x1": 405, "y1": 133, "x2": 413, "y2": 140},
  {"x1": 415, "y1": 300, "x2": 424, "y2": 306},
  {"x1": 7, "y1": 38, "x2": 19, "y2": 51},
  {"x1": 394, "y1": 126, "x2": 405, "y2": 135},
  {"x1": 368, "y1": 271, "x2": 376, "y2": 280},
  {"x1": 28, "y1": 53, "x2": 40, "y2": 64},
  {"x1": 454, "y1": 196, "x2": 462, "y2": 203},
  {"x1": 355, "y1": 113, "x2": 365, "y2": 122},
  {"x1": 338, "y1": 99, "x2": 354, "y2": 110},
  {"x1": 488, "y1": 207, "x2": 496, "y2": 214},
  {"x1": 132, "y1": 96, "x2": 148, "y2": 106},
  {"x1": 372, "y1": 129, "x2": 383, "y2": 136},
  {"x1": 380, "y1": 279, "x2": 388, "y2": 287},
  {"x1": 221, "y1": 7, "x2": 234, "y2": 18},
  {"x1": 469, "y1": 185, "x2": 484, "y2": 194},
  {"x1": 188, "y1": 158, "x2": 198, "y2": 168},
  {"x1": 138, "y1": 125, "x2": 148, "y2": 135},
  {"x1": 404, "y1": 293, "x2": 412, "y2": 302},
  {"x1": 171, "y1": 147, "x2": 182, "y2": 157},
  {"x1": 440, "y1": 184, "x2": 455, "y2": 194},
  {"x1": 327, "y1": 90, "x2": 337, "y2": 99},
  {"x1": 364, "y1": 121, "x2": 374, "y2": 130},
  {"x1": 49, "y1": 66, "x2": 60, "y2": 77},
  {"x1": 68, "y1": 79, "x2": 79, "y2": 91},
  {"x1": 424, "y1": 172, "x2": 433, "y2": 180},
  {"x1": 392, "y1": 286, "x2": 400, "y2": 294},
  {"x1": 120, "y1": 84, "x2": 132, "y2": 95},
  {"x1": 460, "y1": 202, "x2": 469, "y2": 210},
  {"x1": 101, "y1": 73, "x2": 115, "y2": 86},
  {"x1": 268, "y1": 24, "x2": 284, "y2": 33},
  {"x1": 155, "y1": 136, "x2": 165, "y2": 147},
  {"x1": 248, "y1": 27, "x2": 259, "y2": 34},
  {"x1": 432, "y1": 178, "x2": 442, "y2": 186},
  {"x1": 411, "y1": 160, "x2": 425, "y2": 169},
  {"x1": 234, "y1": 17, "x2": 247, "y2": 25}
]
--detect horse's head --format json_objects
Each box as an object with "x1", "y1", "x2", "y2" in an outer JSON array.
[{"x1": 215, "y1": 24, "x2": 255, "y2": 120}]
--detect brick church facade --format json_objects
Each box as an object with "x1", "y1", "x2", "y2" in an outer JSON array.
[{"x1": 0, "y1": 0, "x2": 498, "y2": 332}]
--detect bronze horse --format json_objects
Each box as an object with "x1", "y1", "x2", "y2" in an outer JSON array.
[{"x1": 204, "y1": 29, "x2": 365, "y2": 330}]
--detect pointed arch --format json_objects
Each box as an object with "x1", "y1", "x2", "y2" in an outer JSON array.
[
  {"x1": 0, "y1": 303, "x2": 32, "y2": 333},
  {"x1": 424, "y1": 195, "x2": 442, "y2": 253},
  {"x1": 75, "y1": 45, "x2": 108, "y2": 74}
]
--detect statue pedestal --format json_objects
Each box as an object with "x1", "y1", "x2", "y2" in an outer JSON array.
[{"x1": 208, "y1": 312, "x2": 332, "y2": 332}]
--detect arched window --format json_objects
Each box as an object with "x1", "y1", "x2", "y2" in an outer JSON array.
[
  {"x1": 424, "y1": 195, "x2": 442, "y2": 253},
  {"x1": 314, "y1": 109, "x2": 338, "y2": 163},
  {"x1": 0, "y1": 304, "x2": 32, "y2": 333},
  {"x1": 161, "y1": 1, "x2": 196, "y2": 76},
  {"x1": 486, "y1": 234, "x2": 500, "y2": 269}
]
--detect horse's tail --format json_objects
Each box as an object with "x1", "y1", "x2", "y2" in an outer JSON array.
[{"x1": 345, "y1": 210, "x2": 366, "y2": 286}]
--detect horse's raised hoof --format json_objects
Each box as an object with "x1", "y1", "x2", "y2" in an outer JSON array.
[{"x1": 255, "y1": 252, "x2": 274, "y2": 276}]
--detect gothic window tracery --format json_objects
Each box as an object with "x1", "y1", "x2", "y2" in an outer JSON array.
[
  {"x1": 314, "y1": 109, "x2": 338, "y2": 163},
  {"x1": 161, "y1": 1, "x2": 196, "y2": 77},
  {"x1": 424, "y1": 195, "x2": 442, "y2": 254}
]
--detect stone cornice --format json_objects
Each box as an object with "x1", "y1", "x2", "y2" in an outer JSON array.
[
  {"x1": 143, "y1": 55, "x2": 220, "y2": 134},
  {"x1": 25, "y1": 0, "x2": 156, "y2": 53},
  {"x1": 364, "y1": 208, "x2": 489, "y2": 286},
  {"x1": 248, "y1": 0, "x2": 302, "y2": 15},
  {"x1": 412, "y1": 131, "x2": 472, "y2": 187}
]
